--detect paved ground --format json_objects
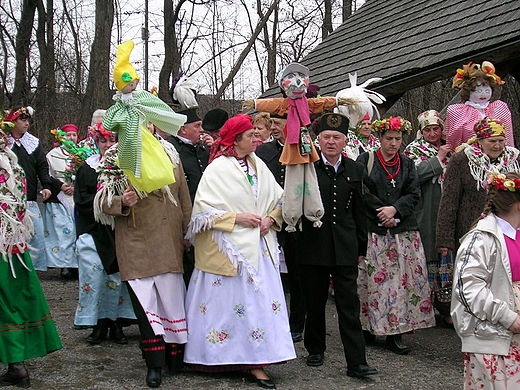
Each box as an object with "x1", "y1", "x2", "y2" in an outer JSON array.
[{"x1": 3, "y1": 269, "x2": 464, "y2": 389}]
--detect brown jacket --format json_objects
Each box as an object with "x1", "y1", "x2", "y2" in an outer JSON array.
[{"x1": 102, "y1": 162, "x2": 192, "y2": 281}]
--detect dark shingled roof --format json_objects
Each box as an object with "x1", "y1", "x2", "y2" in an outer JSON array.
[{"x1": 261, "y1": 0, "x2": 520, "y2": 111}]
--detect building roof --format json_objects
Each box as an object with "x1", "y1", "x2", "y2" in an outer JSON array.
[{"x1": 261, "y1": 0, "x2": 520, "y2": 110}]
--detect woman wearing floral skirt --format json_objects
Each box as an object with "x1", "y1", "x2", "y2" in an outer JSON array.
[
  {"x1": 357, "y1": 117, "x2": 435, "y2": 354},
  {"x1": 184, "y1": 114, "x2": 296, "y2": 389}
]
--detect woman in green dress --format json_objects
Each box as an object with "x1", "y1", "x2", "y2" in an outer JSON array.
[{"x1": 0, "y1": 120, "x2": 62, "y2": 388}]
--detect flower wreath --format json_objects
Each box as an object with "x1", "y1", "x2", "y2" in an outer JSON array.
[
  {"x1": 371, "y1": 116, "x2": 413, "y2": 135},
  {"x1": 485, "y1": 172, "x2": 520, "y2": 192}
]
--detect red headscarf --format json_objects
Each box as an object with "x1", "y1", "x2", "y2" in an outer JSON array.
[
  {"x1": 61, "y1": 124, "x2": 79, "y2": 133},
  {"x1": 209, "y1": 114, "x2": 253, "y2": 163}
]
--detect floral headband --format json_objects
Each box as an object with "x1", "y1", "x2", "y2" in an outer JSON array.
[
  {"x1": 474, "y1": 117, "x2": 505, "y2": 140},
  {"x1": 88, "y1": 123, "x2": 117, "y2": 140},
  {"x1": 2, "y1": 106, "x2": 34, "y2": 123},
  {"x1": 485, "y1": 173, "x2": 520, "y2": 192},
  {"x1": 452, "y1": 61, "x2": 504, "y2": 89},
  {"x1": 371, "y1": 116, "x2": 413, "y2": 135}
]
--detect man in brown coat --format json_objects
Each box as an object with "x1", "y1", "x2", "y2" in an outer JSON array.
[{"x1": 95, "y1": 139, "x2": 191, "y2": 388}]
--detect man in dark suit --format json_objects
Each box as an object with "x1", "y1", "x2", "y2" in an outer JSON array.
[
  {"x1": 167, "y1": 107, "x2": 212, "y2": 202},
  {"x1": 255, "y1": 113, "x2": 306, "y2": 343},
  {"x1": 298, "y1": 113, "x2": 377, "y2": 378},
  {"x1": 167, "y1": 107, "x2": 213, "y2": 284}
]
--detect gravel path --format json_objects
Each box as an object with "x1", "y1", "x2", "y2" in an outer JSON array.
[{"x1": 3, "y1": 269, "x2": 464, "y2": 389}]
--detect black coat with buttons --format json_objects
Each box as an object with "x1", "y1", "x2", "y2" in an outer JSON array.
[
  {"x1": 255, "y1": 140, "x2": 285, "y2": 188},
  {"x1": 168, "y1": 136, "x2": 209, "y2": 202},
  {"x1": 255, "y1": 140, "x2": 289, "y2": 245},
  {"x1": 356, "y1": 151, "x2": 420, "y2": 236},
  {"x1": 298, "y1": 153, "x2": 367, "y2": 266}
]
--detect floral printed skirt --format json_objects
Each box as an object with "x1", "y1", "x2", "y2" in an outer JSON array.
[
  {"x1": 183, "y1": 239, "x2": 296, "y2": 367},
  {"x1": 358, "y1": 230, "x2": 436, "y2": 335},
  {"x1": 464, "y1": 336, "x2": 520, "y2": 390},
  {"x1": 463, "y1": 283, "x2": 520, "y2": 389},
  {"x1": 74, "y1": 234, "x2": 135, "y2": 327},
  {"x1": 43, "y1": 202, "x2": 77, "y2": 269},
  {"x1": 27, "y1": 201, "x2": 48, "y2": 271}
]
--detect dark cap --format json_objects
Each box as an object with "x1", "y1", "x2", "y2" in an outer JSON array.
[
  {"x1": 318, "y1": 113, "x2": 350, "y2": 135},
  {"x1": 270, "y1": 112, "x2": 288, "y2": 120},
  {"x1": 177, "y1": 107, "x2": 202, "y2": 125},
  {"x1": 202, "y1": 108, "x2": 229, "y2": 132}
]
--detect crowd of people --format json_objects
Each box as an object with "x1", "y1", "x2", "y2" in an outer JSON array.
[{"x1": 1, "y1": 56, "x2": 519, "y2": 390}]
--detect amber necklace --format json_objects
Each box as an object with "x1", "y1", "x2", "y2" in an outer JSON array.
[{"x1": 376, "y1": 148, "x2": 400, "y2": 187}]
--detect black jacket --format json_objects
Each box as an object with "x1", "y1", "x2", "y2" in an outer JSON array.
[
  {"x1": 298, "y1": 153, "x2": 367, "y2": 266},
  {"x1": 357, "y1": 151, "x2": 421, "y2": 235},
  {"x1": 255, "y1": 140, "x2": 285, "y2": 188},
  {"x1": 168, "y1": 136, "x2": 209, "y2": 202}
]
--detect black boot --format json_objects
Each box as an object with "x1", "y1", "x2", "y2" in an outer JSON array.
[
  {"x1": 386, "y1": 334, "x2": 411, "y2": 355},
  {"x1": 146, "y1": 367, "x2": 162, "y2": 388},
  {"x1": 109, "y1": 319, "x2": 128, "y2": 344},
  {"x1": 86, "y1": 319, "x2": 109, "y2": 345},
  {"x1": 0, "y1": 362, "x2": 30, "y2": 388}
]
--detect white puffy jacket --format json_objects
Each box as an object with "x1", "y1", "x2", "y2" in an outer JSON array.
[{"x1": 451, "y1": 213, "x2": 518, "y2": 356}]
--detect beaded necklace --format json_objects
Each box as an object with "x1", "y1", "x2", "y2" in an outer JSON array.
[
  {"x1": 376, "y1": 148, "x2": 401, "y2": 187},
  {"x1": 237, "y1": 157, "x2": 254, "y2": 186}
]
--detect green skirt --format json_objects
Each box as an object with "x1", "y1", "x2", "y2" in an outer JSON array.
[{"x1": 0, "y1": 252, "x2": 62, "y2": 364}]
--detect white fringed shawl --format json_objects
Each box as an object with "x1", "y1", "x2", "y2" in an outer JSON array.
[
  {"x1": 185, "y1": 153, "x2": 283, "y2": 279},
  {"x1": 462, "y1": 144, "x2": 520, "y2": 190}
]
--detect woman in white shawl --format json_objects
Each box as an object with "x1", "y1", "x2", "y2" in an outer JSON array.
[{"x1": 184, "y1": 114, "x2": 296, "y2": 389}]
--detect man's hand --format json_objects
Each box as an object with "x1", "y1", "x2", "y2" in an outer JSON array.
[{"x1": 122, "y1": 187, "x2": 138, "y2": 207}]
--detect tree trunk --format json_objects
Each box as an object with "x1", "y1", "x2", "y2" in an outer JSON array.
[
  {"x1": 11, "y1": 0, "x2": 38, "y2": 106},
  {"x1": 322, "y1": 0, "x2": 332, "y2": 39},
  {"x1": 33, "y1": 0, "x2": 56, "y2": 145},
  {"x1": 158, "y1": 0, "x2": 187, "y2": 105},
  {"x1": 79, "y1": 0, "x2": 114, "y2": 135},
  {"x1": 62, "y1": 0, "x2": 82, "y2": 93},
  {"x1": 342, "y1": 0, "x2": 353, "y2": 22}
]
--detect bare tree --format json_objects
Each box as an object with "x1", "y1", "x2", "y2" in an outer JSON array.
[
  {"x1": 158, "y1": 0, "x2": 188, "y2": 104},
  {"x1": 32, "y1": 0, "x2": 57, "y2": 141},
  {"x1": 322, "y1": 0, "x2": 332, "y2": 39},
  {"x1": 342, "y1": 0, "x2": 353, "y2": 22},
  {"x1": 11, "y1": 0, "x2": 38, "y2": 106},
  {"x1": 214, "y1": 0, "x2": 279, "y2": 100},
  {"x1": 78, "y1": 0, "x2": 114, "y2": 133}
]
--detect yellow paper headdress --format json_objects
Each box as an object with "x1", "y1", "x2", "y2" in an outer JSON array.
[
  {"x1": 113, "y1": 40, "x2": 140, "y2": 91},
  {"x1": 452, "y1": 61, "x2": 504, "y2": 89}
]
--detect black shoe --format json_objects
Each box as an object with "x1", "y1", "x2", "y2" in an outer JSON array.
[
  {"x1": 109, "y1": 320, "x2": 128, "y2": 344},
  {"x1": 0, "y1": 362, "x2": 30, "y2": 388},
  {"x1": 347, "y1": 364, "x2": 378, "y2": 378},
  {"x1": 363, "y1": 330, "x2": 376, "y2": 344},
  {"x1": 86, "y1": 319, "x2": 109, "y2": 345},
  {"x1": 146, "y1": 367, "x2": 162, "y2": 388},
  {"x1": 386, "y1": 335, "x2": 411, "y2": 355},
  {"x1": 60, "y1": 268, "x2": 72, "y2": 280},
  {"x1": 248, "y1": 370, "x2": 276, "y2": 389},
  {"x1": 306, "y1": 353, "x2": 324, "y2": 367},
  {"x1": 291, "y1": 332, "x2": 303, "y2": 342},
  {"x1": 256, "y1": 378, "x2": 276, "y2": 389}
]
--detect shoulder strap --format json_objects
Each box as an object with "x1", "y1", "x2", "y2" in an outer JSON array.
[{"x1": 367, "y1": 151, "x2": 374, "y2": 176}]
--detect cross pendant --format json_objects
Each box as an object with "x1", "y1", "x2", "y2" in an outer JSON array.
[{"x1": 390, "y1": 178, "x2": 396, "y2": 187}]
